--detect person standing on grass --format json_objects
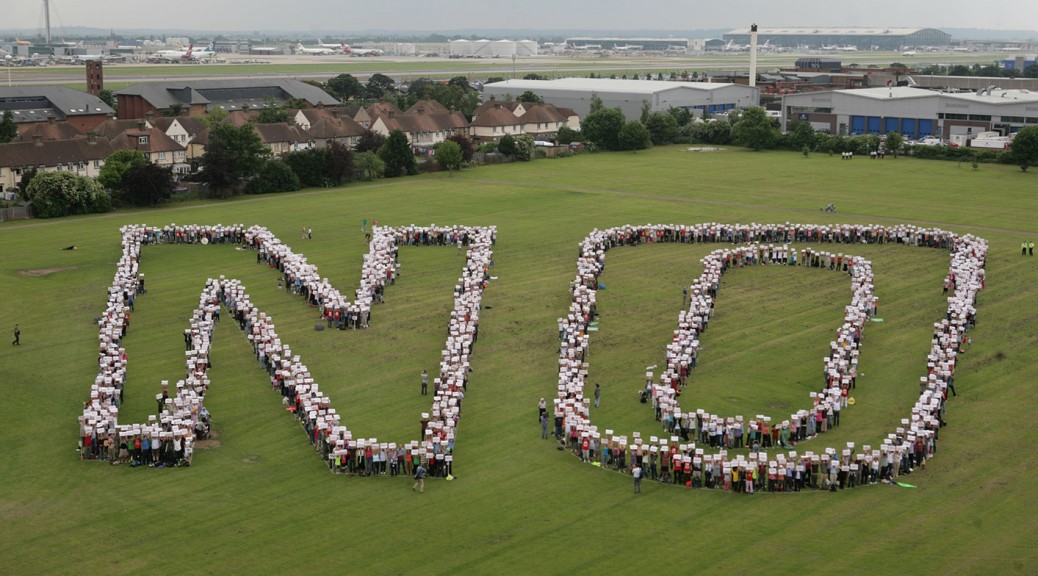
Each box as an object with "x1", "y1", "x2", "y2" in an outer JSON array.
[
  {"x1": 361, "y1": 217, "x2": 368, "y2": 233},
  {"x1": 12, "y1": 324, "x2": 20, "y2": 346},
  {"x1": 633, "y1": 464, "x2": 643, "y2": 494},
  {"x1": 412, "y1": 462, "x2": 427, "y2": 493},
  {"x1": 594, "y1": 383, "x2": 601, "y2": 408},
  {"x1": 421, "y1": 370, "x2": 428, "y2": 395},
  {"x1": 540, "y1": 412, "x2": 549, "y2": 439}
]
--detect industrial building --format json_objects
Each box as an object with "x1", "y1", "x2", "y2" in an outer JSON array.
[
  {"x1": 563, "y1": 37, "x2": 691, "y2": 52},
  {"x1": 723, "y1": 27, "x2": 951, "y2": 50},
  {"x1": 481, "y1": 78, "x2": 760, "y2": 120},
  {"x1": 780, "y1": 86, "x2": 1038, "y2": 139},
  {"x1": 114, "y1": 79, "x2": 339, "y2": 119},
  {"x1": 0, "y1": 86, "x2": 115, "y2": 132},
  {"x1": 448, "y1": 39, "x2": 538, "y2": 57}
]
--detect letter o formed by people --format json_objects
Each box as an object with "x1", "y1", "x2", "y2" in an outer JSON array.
[
  {"x1": 79, "y1": 223, "x2": 495, "y2": 477},
  {"x1": 554, "y1": 223, "x2": 986, "y2": 490}
]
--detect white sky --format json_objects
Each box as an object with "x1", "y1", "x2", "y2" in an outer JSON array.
[{"x1": 5, "y1": 0, "x2": 1035, "y2": 33}]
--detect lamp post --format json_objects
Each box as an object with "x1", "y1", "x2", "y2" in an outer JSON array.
[{"x1": 5, "y1": 55, "x2": 11, "y2": 87}]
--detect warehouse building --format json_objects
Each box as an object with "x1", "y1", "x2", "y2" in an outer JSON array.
[
  {"x1": 449, "y1": 39, "x2": 538, "y2": 57},
  {"x1": 723, "y1": 27, "x2": 951, "y2": 50},
  {"x1": 115, "y1": 79, "x2": 339, "y2": 119},
  {"x1": 563, "y1": 37, "x2": 691, "y2": 52},
  {"x1": 481, "y1": 78, "x2": 759, "y2": 119},
  {"x1": 780, "y1": 86, "x2": 1038, "y2": 139}
]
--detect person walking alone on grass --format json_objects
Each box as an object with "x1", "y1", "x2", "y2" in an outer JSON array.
[
  {"x1": 412, "y1": 462, "x2": 427, "y2": 493},
  {"x1": 540, "y1": 412, "x2": 549, "y2": 439},
  {"x1": 421, "y1": 370, "x2": 428, "y2": 395},
  {"x1": 633, "y1": 464, "x2": 643, "y2": 494},
  {"x1": 594, "y1": 383, "x2": 601, "y2": 408},
  {"x1": 12, "y1": 324, "x2": 20, "y2": 346}
]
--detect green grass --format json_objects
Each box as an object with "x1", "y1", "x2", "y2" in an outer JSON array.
[{"x1": 1, "y1": 148, "x2": 1037, "y2": 575}]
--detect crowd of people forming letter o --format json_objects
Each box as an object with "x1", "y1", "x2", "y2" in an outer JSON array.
[
  {"x1": 553, "y1": 222, "x2": 987, "y2": 493},
  {"x1": 78, "y1": 222, "x2": 495, "y2": 478}
]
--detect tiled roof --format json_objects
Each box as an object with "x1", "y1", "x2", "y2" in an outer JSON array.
[
  {"x1": 0, "y1": 137, "x2": 114, "y2": 168},
  {"x1": 16, "y1": 120, "x2": 84, "y2": 142},
  {"x1": 469, "y1": 106, "x2": 522, "y2": 128},
  {"x1": 109, "y1": 127, "x2": 185, "y2": 154},
  {"x1": 307, "y1": 115, "x2": 366, "y2": 139}
]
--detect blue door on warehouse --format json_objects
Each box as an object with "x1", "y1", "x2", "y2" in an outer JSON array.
[
  {"x1": 884, "y1": 117, "x2": 900, "y2": 134},
  {"x1": 918, "y1": 119, "x2": 934, "y2": 137},
  {"x1": 867, "y1": 117, "x2": 881, "y2": 134},
  {"x1": 902, "y1": 118, "x2": 917, "y2": 139},
  {"x1": 850, "y1": 116, "x2": 865, "y2": 134}
]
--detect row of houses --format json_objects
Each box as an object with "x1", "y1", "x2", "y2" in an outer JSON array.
[{"x1": 1, "y1": 84, "x2": 581, "y2": 192}]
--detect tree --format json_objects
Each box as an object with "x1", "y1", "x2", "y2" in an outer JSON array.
[
  {"x1": 581, "y1": 107, "x2": 626, "y2": 151},
  {"x1": 556, "y1": 126, "x2": 580, "y2": 145},
  {"x1": 25, "y1": 171, "x2": 111, "y2": 218},
  {"x1": 256, "y1": 106, "x2": 289, "y2": 124},
  {"x1": 485, "y1": 77, "x2": 506, "y2": 85},
  {"x1": 644, "y1": 112, "x2": 678, "y2": 145},
  {"x1": 378, "y1": 129, "x2": 416, "y2": 177},
  {"x1": 436, "y1": 140, "x2": 463, "y2": 175},
  {"x1": 355, "y1": 151, "x2": 385, "y2": 180},
  {"x1": 327, "y1": 74, "x2": 365, "y2": 101},
  {"x1": 1009, "y1": 126, "x2": 1038, "y2": 172},
  {"x1": 98, "y1": 149, "x2": 148, "y2": 192},
  {"x1": 120, "y1": 163, "x2": 175, "y2": 206},
  {"x1": 447, "y1": 134, "x2": 475, "y2": 162},
  {"x1": 667, "y1": 107, "x2": 693, "y2": 129},
  {"x1": 245, "y1": 160, "x2": 300, "y2": 194},
  {"x1": 589, "y1": 93, "x2": 604, "y2": 114},
  {"x1": 0, "y1": 110, "x2": 18, "y2": 144},
  {"x1": 639, "y1": 100, "x2": 652, "y2": 124},
  {"x1": 514, "y1": 134, "x2": 535, "y2": 161},
  {"x1": 17, "y1": 166, "x2": 38, "y2": 201},
  {"x1": 618, "y1": 121, "x2": 652, "y2": 151},
  {"x1": 1024, "y1": 64, "x2": 1038, "y2": 79},
  {"x1": 885, "y1": 132, "x2": 904, "y2": 158},
  {"x1": 518, "y1": 90, "x2": 543, "y2": 103},
  {"x1": 282, "y1": 148, "x2": 330, "y2": 187},
  {"x1": 691, "y1": 120, "x2": 732, "y2": 145},
  {"x1": 523, "y1": 73, "x2": 545, "y2": 80},
  {"x1": 787, "y1": 121, "x2": 817, "y2": 152},
  {"x1": 97, "y1": 89, "x2": 116, "y2": 109},
  {"x1": 355, "y1": 130, "x2": 387, "y2": 153},
  {"x1": 200, "y1": 121, "x2": 268, "y2": 197},
  {"x1": 367, "y1": 73, "x2": 397, "y2": 99},
  {"x1": 497, "y1": 133, "x2": 516, "y2": 157},
  {"x1": 732, "y1": 107, "x2": 778, "y2": 151},
  {"x1": 325, "y1": 140, "x2": 354, "y2": 185}
]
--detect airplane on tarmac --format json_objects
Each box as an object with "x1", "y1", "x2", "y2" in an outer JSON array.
[
  {"x1": 186, "y1": 41, "x2": 216, "y2": 60},
  {"x1": 153, "y1": 43, "x2": 194, "y2": 60},
  {"x1": 340, "y1": 42, "x2": 383, "y2": 56},
  {"x1": 317, "y1": 39, "x2": 345, "y2": 49},
  {"x1": 902, "y1": 50, "x2": 917, "y2": 56},
  {"x1": 296, "y1": 43, "x2": 335, "y2": 55}
]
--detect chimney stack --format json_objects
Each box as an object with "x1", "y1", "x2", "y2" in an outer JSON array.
[{"x1": 749, "y1": 23, "x2": 758, "y2": 89}]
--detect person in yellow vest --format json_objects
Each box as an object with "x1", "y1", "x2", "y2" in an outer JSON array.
[
  {"x1": 1029, "y1": 240, "x2": 1035, "y2": 256},
  {"x1": 1024, "y1": 241, "x2": 1029, "y2": 256}
]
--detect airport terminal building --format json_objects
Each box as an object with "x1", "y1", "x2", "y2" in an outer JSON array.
[
  {"x1": 723, "y1": 27, "x2": 951, "y2": 50},
  {"x1": 780, "y1": 86, "x2": 1038, "y2": 139},
  {"x1": 481, "y1": 78, "x2": 760, "y2": 119}
]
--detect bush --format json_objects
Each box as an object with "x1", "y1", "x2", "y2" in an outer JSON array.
[
  {"x1": 245, "y1": 160, "x2": 301, "y2": 194},
  {"x1": 25, "y1": 172, "x2": 111, "y2": 218}
]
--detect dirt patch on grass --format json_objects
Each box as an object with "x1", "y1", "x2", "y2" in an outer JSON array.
[
  {"x1": 196, "y1": 434, "x2": 221, "y2": 450},
  {"x1": 19, "y1": 266, "x2": 78, "y2": 277}
]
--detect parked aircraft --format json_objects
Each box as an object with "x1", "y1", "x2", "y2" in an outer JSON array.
[
  {"x1": 902, "y1": 50, "x2": 917, "y2": 56},
  {"x1": 153, "y1": 43, "x2": 193, "y2": 60},
  {"x1": 343, "y1": 42, "x2": 383, "y2": 56},
  {"x1": 295, "y1": 43, "x2": 335, "y2": 55},
  {"x1": 186, "y1": 41, "x2": 216, "y2": 60}
]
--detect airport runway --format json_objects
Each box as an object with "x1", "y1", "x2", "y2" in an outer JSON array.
[{"x1": 6, "y1": 52, "x2": 1007, "y2": 86}]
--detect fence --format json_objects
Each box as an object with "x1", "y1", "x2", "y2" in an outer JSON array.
[{"x1": 0, "y1": 205, "x2": 33, "y2": 222}]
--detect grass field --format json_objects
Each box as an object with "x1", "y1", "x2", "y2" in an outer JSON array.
[{"x1": 1, "y1": 147, "x2": 1037, "y2": 575}]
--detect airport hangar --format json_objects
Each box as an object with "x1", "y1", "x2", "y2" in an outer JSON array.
[
  {"x1": 780, "y1": 86, "x2": 1038, "y2": 139},
  {"x1": 723, "y1": 27, "x2": 951, "y2": 50},
  {"x1": 481, "y1": 78, "x2": 760, "y2": 120}
]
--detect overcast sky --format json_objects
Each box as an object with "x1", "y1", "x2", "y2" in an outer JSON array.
[{"x1": 5, "y1": 0, "x2": 1034, "y2": 33}]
